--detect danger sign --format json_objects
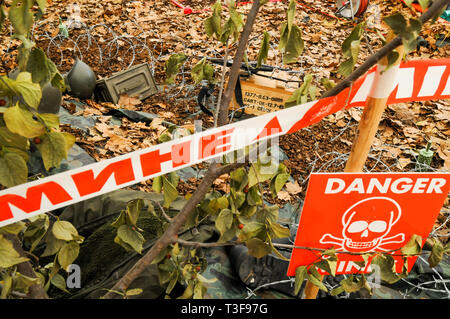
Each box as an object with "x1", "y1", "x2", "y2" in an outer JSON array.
[{"x1": 287, "y1": 173, "x2": 450, "y2": 276}]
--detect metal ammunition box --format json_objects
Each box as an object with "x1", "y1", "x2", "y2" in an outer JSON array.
[{"x1": 94, "y1": 63, "x2": 158, "y2": 104}]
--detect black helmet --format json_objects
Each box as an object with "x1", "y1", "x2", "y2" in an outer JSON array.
[
  {"x1": 37, "y1": 82, "x2": 62, "y2": 114},
  {"x1": 65, "y1": 59, "x2": 97, "y2": 99}
]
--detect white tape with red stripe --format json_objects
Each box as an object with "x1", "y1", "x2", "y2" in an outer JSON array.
[{"x1": 0, "y1": 58, "x2": 448, "y2": 228}]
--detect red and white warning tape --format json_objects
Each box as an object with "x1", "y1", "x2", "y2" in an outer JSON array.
[{"x1": 0, "y1": 58, "x2": 448, "y2": 228}]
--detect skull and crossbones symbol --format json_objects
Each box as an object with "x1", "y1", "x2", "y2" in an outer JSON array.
[{"x1": 319, "y1": 197, "x2": 405, "y2": 252}]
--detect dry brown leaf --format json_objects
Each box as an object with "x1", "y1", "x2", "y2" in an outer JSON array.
[
  {"x1": 285, "y1": 181, "x2": 302, "y2": 195},
  {"x1": 118, "y1": 94, "x2": 142, "y2": 110},
  {"x1": 277, "y1": 190, "x2": 291, "y2": 201}
]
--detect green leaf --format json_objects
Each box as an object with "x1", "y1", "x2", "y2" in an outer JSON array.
[
  {"x1": 41, "y1": 232, "x2": 65, "y2": 257},
  {"x1": 4, "y1": 102, "x2": 45, "y2": 138},
  {"x1": 208, "y1": 196, "x2": 229, "y2": 212},
  {"x1": 238, "y1": 221, "x2": 265, "y2": 241},
  {"x1": 0, "y1": 234, "x2": 29, "y2": 268},
  {"x1": 50, "y1": 273, "x2": 69, "y2": 293},
  {"x1": 286, "y1": 0, "x2": 296, "y2": 32},
  {"x1": 165, "y1": 53, "x2": 188, "y2": 84},
  {"x1": 13, "y1": 272, "x2": 41, "y2": 293},
  {"x1": 37, "y1": 113, "x2": 60, "y2": 130},
  {"x1": 248, "y1": 158, "x2": 278, "y2": 188},
  {"x1": 9, "y1": 0, "x2": 33, "y2": 35},
  {"x1": 0, "y1": 126, "x2": 29, "y2": 150},
  {"x1": 193, "y1": 282, "x2": 207, "y2": 299},
  {"x1": 428, "y1": 239, "x2": 444, "y2": 268},
  {"x1": 247, "y1": 186, "x2": 262, "y2": 206},
  {"x1": 26, "y1": 47, "x2": 48, "y2": 84},
  {"x1": 178, "y1": 280, "x2": 194, "y2": 299},
  {"x1": 125, "y1": 199, "x2": 144, "y2": 226},
  {"x1": 125, "y1": 288, "x2": 143, "y2": 297},
  {"x1": 306, "y1": 267, "x2": 328, "y2": 292},
  {"x1": 116, "y1": 224, "x2": 145, "y2": 254},
  {"x1": 58, "y1": 241, "x2": 79, "y2": 271},
  {"x1": 294, "y1": 266, "x2": 307, "y2": 295},
  {"x1": 215, "y1": 208, "x2": 233, "y2": 235},
  {"x1": 384, "y1": 14, "x2": 407, "y2": 35},
  {"x1": 340, "y1": 275, "x2": 367, "y2": 293},
  {"x1": 371, "y1": 254, "x2": 403, "y2": 284},
  {"x1": 268, "y1": 219, "x2": 290, "y2": 239},
  {"x1": 321, "y1": 78, "x2": 335, "y2": 90},
  {"x1": 271, "y1": 173, "x2": 290, "y2": 197},
  {"x1": 0, "y1": 221, "x2": 26, "y2": 235},
  {"x1": 230, "y1": 167, "x2": 248, "y2": 191},
  {"x1": 444, "y1": 242, "x2": 450, "y2": 254},
  {"x1": 35, "y1": 130, "x2": 68, "y2": 171},
  {"x1": 23, "y1": 214, "x2": 49, "y2": 252},
  {"x1": 152, "y1": 176, "x2": 163, "y2": 194},
  {"x1": 401, "y1": 234, "x2": 422, "y2": 256},
  {"x1": 52, "y1": 220, "x2": 79, "y2": 241},
  {"x1": 162, "y1": 175, "x2": 178, "y2": 208},
  {"x1": 166, "y1": 271, "x2": 179, "y2": 295},
  {"x1": 338, "y1": 57, "x2": 356, "y2": 77},
  {"x1": 260, "y1": 205, "x2": 279, "y2": 224},
  {"x1": 220, "y1": 0, "x2": 244, "y2": 43},
  {"x1": 279, "y1": 24, "x2": 304, "y2": 64},
  {"x1": 191, "y1": 58, "x2": 215, "y2": 84},
  {"x1": 0, "y1": 150, "x2": 28, "y2": 187},
  {"x1": 315, "y1": 258, "x2": 338, "y2": 277},
  {"x1": 285, "y1": 74, "x2": 314, "y2": 107},
  {"x1": 35, "y1": 0, "x2": 47, "y2": 13},
  {"x1": 385, "y1": 50, "x2": 400, "y2": 72},
  {"x1": 245, "y1": 237, "x2": 271, "y2": 258},
  {"x1": 11, "y1": 72, "x2": 42, "y2": 109},
  {"x1": 204, "y1": 0, "x2": 222, "y2": 39},
  {"x1": 342, "y1": 23, "x2": 364, "y2": 56}
]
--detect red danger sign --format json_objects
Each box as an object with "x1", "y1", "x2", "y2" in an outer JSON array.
[{"x1": 287, "y1": 173, "x2": 450, "y2": 276}]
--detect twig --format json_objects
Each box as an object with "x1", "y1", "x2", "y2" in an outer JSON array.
[
  {"x1": 214, "y1": 39, "x2": 230, "y2": 127},
  {"x1": 155, "y1": 201, "x2": 172, "y2": 223}
]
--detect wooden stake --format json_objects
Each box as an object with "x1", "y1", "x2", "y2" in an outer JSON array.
[{"x1": 301, "y1": 32, "x2": 404, "y2": 299}]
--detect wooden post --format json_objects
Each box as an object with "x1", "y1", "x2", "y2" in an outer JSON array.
[{"x1": 301, "y1": 32, "x2": 404, "y2": 299}]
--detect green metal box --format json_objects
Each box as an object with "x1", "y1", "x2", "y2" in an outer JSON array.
[{"x1": 94, "y1": 63, "x2": 158, "y2": 104}]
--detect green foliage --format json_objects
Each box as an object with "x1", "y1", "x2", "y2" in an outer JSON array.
[
  {"x1": 111, "y1": 199, "x2": 148, "y2": 254},
  {"x1": 383, "y1": 13, "x2": 422, "y2": 54},
  {"x1": 191, "y1": 58, "x2": 215, "y2": 84},
  {"x1": 338, "y1": 22, "x2": 365, "y2": 77},
  {"x1": 0, "y1": 234, "x2": 29, "y2": 268},
  {"x1": 0, "y1": 0, "x2": 73, "y2": 188},
  {"x1": 157, "y1": 243, "x2": 211, "y2": 299},
  {"x1": 285, "y1": 74, "x2": 317, "y2": 107},
  {"x1": 256, "y1": 31, "x2": 271, "y2": 68},
  {"x1": 165, "y1": 53, "x2": 188, "y2": 84},
  {"x1": 204, "y1": 0, "x2": 223, "y2": 40},
  {"x1": 220, "y1": 0, "x2": 244, "y2": 44},
  {"x1": 278, "y1": 0, "x2": 304, "y2": 64}
]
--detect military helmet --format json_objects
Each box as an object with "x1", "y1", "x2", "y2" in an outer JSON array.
[
  {"x1": 65, "y1": 59, "x2": 97, "y2": 100},
  {"x1": 37, "y1": 82, "x2": 62, "y2": 114},
  {"x1": 8, "y1": 69, "x2": 62, "y2": 113}
]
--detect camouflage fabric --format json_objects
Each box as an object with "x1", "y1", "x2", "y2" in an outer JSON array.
[
  {"x1": 370, "y1": 251, "x2": 450, "y2": 299},
  {"x1": 28, "y1": 141, "x2": 95, "y2": 177},
  {"x1": 50, "y1": 189, "x2": 216, "y2": 299},
  {"x1": 58, "y1": 104, "x2": 97, "y2": 132}
]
